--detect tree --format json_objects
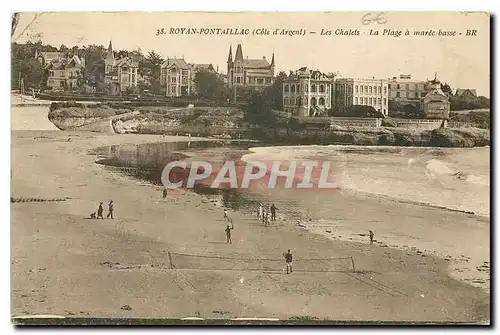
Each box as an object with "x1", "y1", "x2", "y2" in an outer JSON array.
[
  {"x1": 450, "y1": 95, "x2": 490, "y2": 111},
  {"x1": 11, "y1": 42, "x2": 46, "y2": 90},
  {"x1": 402, "y1": 104, "x2": 425, "y2": 119},
  {"x1": 193, "y1": 68, "x2": 227, "y2": 100},
  {"x1": 261, "y1": 71, "x2": 287, "y2": 110},
  {"x1": 335, "y1": 105, "x2": 382, "y2": 118},
  {"x1": 138, "y1": 50, "x2": 164, "y2": 93},
  {"x1": 82, "y1": 44, "x2": 106, "y2": 88},
  {"x1": 59, "y1": 44, "x2": 69, "y2": 56}
]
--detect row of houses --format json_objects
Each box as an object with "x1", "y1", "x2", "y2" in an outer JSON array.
[
  {"x1": 36, "y1": 41, "x2": 218, "y2": 96},
  {"x1": 36, "y1": 42, "x2": 476, "y2": 119},
  {"x1": 282, "y1": 70, "x2": 476, "y2": 118}
]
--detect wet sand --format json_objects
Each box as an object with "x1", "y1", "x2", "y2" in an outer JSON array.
[{"x1": 11, "y1": 130, "x2": 490, "y2": 322}]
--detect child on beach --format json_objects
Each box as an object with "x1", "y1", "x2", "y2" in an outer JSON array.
[{"x1": 369, "y1": 230, "x2": 374, "y2": 245}]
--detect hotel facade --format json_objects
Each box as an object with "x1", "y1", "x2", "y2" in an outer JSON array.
[
  {"x1": 282, "y1": 67, "x2": 334, "y2": 117},
  {"x1": 334, "y1": 78, "x2": 389, "y2": 116}
]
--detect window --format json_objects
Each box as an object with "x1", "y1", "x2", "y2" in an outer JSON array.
[
  {"x1": 284, "y1": 97, "x2": 289, "y2": 105},
  {"x1": 311, "y1": 97, "x2": 317, "y2": 106},
  {"x1": 388, "y1": 84, "x2": 391, "y2": 89},
  {"x1": 284, "y1": 84, "x2": 289, "y2": 93},
  {"x1": 383, "y1": 98, "x2": 387, "y2": 105},
  {"x1": 291, "y1": 85, "x2": 296, "y2": 93},
  {"x1": 378, "y1": 87, "x2": 381, "y2": 94},
  {"x1": 369, "y1": 98, "x2": 373, "y2": 105},
  {"x1": 378, "y1": 98, "x2": 381, "y2": 105},
  {"x1": 236, "y1": 77, "x2": 241, "y2": 84},
  {"x1": 397, "y1": 84, "x2": 400, "y2": 89},
  {"x1": 355, "y1": 97, "x2": 358, "y2": 104},
  {"x1": 365, "y1": 85, "x2": 368, "y2": 93},
  {"x1": 266, "y1": 77, "x2": 271, "y2": 84},
  {"x1": 406, "y1": 84, "x2": 409, "y2": 90},
  {"x1": 311, "y1": 84, "x2": 316, "y2": 93},
  {"x1": 396, "y1": 92, "x2": 400, "y2": 98},
  {"x1": 384, "y1": 87, "x2": 387, "y2": 94},
  {"x1": 319, "y1": 97, "x2": 325, "y2": 106},
  {"x1": 257, "y1": 78, "x2": 264, "y2": 85},
  {"x1": 319, "y1": 84, "x2": 325, "y2": 93},
  {"x1": 304, "y1": 84, "x2": 308, "y2": 92},
  {"x1": 369, "y1": 86, "x2": 372, "y2": 94},
  {"x1": 355, "y1": 85, "x2": 358, "y2": 93},
  {"x1": 171, "y1": 77, "x2": 177, "y2": 83},
  {"x1": 249, "y1": 77, "x2": 254, "y2": 84}
]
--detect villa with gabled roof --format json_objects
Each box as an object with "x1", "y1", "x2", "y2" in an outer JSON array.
[
  {"x1": 160, "y1": 58, "x2": 192, "y2": 97},
  {"x1": 104, "y1": 40, "x2": 138, "y2": 95},
  {"x1": 226, "y1": 44, "x2": 275, "y2": 89}
]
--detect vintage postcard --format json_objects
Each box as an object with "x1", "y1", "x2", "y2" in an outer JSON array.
[{"x1": 11, "y1": 12, "x2": 490, "y2": 325}]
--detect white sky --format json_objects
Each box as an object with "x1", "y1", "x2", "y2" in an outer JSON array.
[{"x1": 13, "y1": 12, "x2": 490, "y2": 96}]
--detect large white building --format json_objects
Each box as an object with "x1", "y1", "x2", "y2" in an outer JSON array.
[
  {"x1": 335, "y1": 78, "x2": 389, "y2": 116},
  {"x1": 282, "y1": 67, "x2": 334, "y2": 117}
]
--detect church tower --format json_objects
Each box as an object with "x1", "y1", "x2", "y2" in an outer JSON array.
[
  {"x1": 233, "y1": 44, "x2": 244, "y2": 86},
  {"x1": 105, "y1": 40, "x2": 115, "y2": 74},
  {"x1": 270, "y1": 52, "x2": 275, "y2": 76},
  {"x1": 227, "y1": 45, "x2": 233, "y2": 87}
]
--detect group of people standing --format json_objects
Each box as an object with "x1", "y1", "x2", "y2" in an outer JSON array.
[
  {"x1": 258, "y1": 203, "x2": 277, "y2": 226},
  {"x1": 94, "y1": 200, "x2": 114, "y2": 219}
]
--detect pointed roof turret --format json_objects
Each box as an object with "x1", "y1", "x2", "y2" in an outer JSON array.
[
  {"x1": 235, "y1": 43, "x2": 243, "y2": 61},
  {"x1": 270, "y1": 52, "x2": 275, "y2": 67},
  {"x1": 227, "y1": 45, "x2": 233, "y2": 64},
  {"x1": 105, "y1": 40, "x2": 115, "y2": 65}
]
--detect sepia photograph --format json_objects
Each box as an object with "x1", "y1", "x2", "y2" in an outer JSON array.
[{"x1": 10, "y1": 11, "x2": 490, "y2": 325}]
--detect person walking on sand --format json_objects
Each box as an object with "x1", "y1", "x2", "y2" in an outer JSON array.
[
  {"x1": 97, "y1": 202, "x2": 104, "y2": 219},
  {"x1": 106, "y1": 200, "x2": 114, "y2": 219},
  {"x1": 264, "y1": 210, "x2": 270, "y2": 226},
  {"x1": 283, "y1": 249, "x2": 293, "y2": 274},
  {"x1": 258, "y1": 203, "x2": 263, "y2": 220},
  {"x1": 163, "y1": 188, "x2": 168, "y2": 199},
  {"x1": 369, "y1": 230, "x2": 374, "y2": 245},
  {"x1": 225, "y1": 221, "x2": 234, "y2": 244},
  {"x1": 223, "y1": 208, "x2": 229, "y2": 221},
  {"x1": 270, "y1": 204, "x2": 277, "y2": 221}
]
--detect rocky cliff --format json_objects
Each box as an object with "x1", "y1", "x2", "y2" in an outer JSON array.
[{"x1": 48, "y1": 103, "x2": 490, "y2": 147}]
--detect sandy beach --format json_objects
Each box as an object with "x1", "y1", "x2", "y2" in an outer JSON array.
[{"x1": 11, "y1": 129, "x2": 490, "y2": 322}]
